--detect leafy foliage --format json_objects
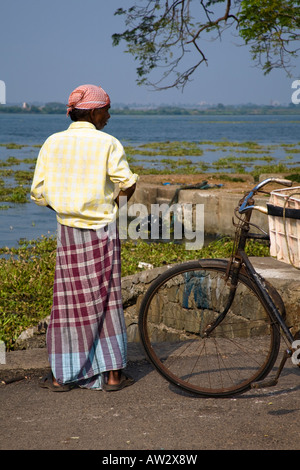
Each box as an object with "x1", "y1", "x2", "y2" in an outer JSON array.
[
  {"x1": 239, "y1": 0, "x2": 300, "y2": 74},
  {"x1": 0, "y1": 236, "x2": 56, "y2": 349},
  {"x1": 112, "y1": 0, "x2": 300, "y2": 89}
]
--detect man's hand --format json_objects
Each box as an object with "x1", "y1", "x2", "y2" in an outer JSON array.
[{"x1": 115, "y1": 183, "x2": 136, "y2": 208}]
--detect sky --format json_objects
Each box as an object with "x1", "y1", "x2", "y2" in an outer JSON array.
[{"x1": 0, "y1": 0, "x2": 299, "y2": 107}]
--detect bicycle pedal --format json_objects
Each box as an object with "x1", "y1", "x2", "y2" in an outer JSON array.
[{"x1": 251, "y1": 378, "x2": 278, "y2": 389}]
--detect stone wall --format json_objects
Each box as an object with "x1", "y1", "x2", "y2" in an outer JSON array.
[
  {"x1": 121, "y1": 259, "x2": 300, "y2": 343},
  {"x1": 121, "y1": 265, "x2": 168, "y2": 342},
  {"x1": 15, "y1": 257, "x2": 300, "y2": 350}
]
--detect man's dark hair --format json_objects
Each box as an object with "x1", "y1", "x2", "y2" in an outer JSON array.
[{"x1": 69, "y1": 108, "x2": 91, "y2": 122}]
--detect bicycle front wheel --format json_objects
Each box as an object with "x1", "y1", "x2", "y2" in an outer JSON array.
[{"x1": 139, "y1": 259, "x2": 280, "y2": 397}]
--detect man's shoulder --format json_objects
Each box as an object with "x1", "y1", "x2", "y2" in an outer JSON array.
[
  {"x1": 43, "y1": 129, "x2": 69, "y2": 142},
  {"x1": 86, "y1": 129, "x2": 123, "y2": 149},
  {"x1": 43, "y1": 125, "x2": 122, "y2": 149},
  {"x1": 97, "y1": 130, "x2": 120, "y2": 145}
]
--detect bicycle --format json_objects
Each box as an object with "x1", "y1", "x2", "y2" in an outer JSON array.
[{"x1": 138, "y1": 178, "x2": 300, "y2": 397}]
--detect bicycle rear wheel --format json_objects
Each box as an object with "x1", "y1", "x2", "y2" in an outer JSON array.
[{"x1": 138, "y1": 259, "x2": 280, "y2": 397}]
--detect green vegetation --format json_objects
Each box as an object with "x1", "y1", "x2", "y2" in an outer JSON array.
[
  {"x1": 124, "y1": 140, "x2": 300, "y2": 178},
  {"x1": 0, "y1": 235, "x2": 270, "y2": 350},
  {"x1": 0, "y1": 236, "x2": 56, "y2": 350},
  {"x1": 0, "y1": 143, "x2": 26, "y2": 149},
  {"x1": 0, "y1": 184, "x2": 29, "y2": 204},
  {"x1": 120, "y1": 237, "x2": 270, "y2": 276},
  {"x1": 0, "y1": 154, "x2": 36, "y2": 204},
  {"x1": 0, "y1": 102, "x2": 67, "y2": 114},
  {"x1": 0, "y1": 139, "x2": 299, "y2": 205},
  {"x1": 287, "y1": 173, "x2": 300, "y2": 182},
  {"x1": 136, "y1": 141, "x2": 204, "y2": 156},
  {"x1": 0, "y1": 103, "x2": 300, "y2": 115}
]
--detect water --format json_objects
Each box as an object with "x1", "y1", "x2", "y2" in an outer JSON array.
[
  {"x1": 1, "y1": 113, "x2": 300, "y2": 146},
  {"x1": 0, "y1": 113, "x2": 299, "y2": 248}
]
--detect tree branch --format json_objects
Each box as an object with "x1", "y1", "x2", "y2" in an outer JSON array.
[{"x1": 113, "y1": 0, "x2": 300, "y2": 89}]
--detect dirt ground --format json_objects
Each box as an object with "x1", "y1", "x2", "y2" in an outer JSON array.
[
  {"x1": 138, "y1": 172, "x2": 253, "y2": 186},
  {"x1": 137, "y1": 172, "x2": 292, "y2": 195},
  {"x1": 1, "y1": 358, "x2": 300, "y2": 451}
]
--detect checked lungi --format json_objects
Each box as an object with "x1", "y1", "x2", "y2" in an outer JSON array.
[{"x1": 46, "y1": 222, "x2": 127, "y2": 390}]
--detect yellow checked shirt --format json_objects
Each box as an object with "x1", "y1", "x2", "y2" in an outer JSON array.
[{"x1": 30, "y1": 121, "x2": 138, "y2": 229}]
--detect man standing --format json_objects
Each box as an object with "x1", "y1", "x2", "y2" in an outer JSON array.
[{"x1": 31, "y1": 84, "x2": 138, "y2": 392}]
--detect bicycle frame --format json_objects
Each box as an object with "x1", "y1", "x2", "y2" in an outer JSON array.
[
  {"x1": 204, "y1": 178, "x2": 296, "y2": 343},
  {"x1": 236, "y1": 209, "x2": 294, "y2": 344},
  {"x1": 222, "y1": 178, "x2": 298, "y2": 387},
  {"x1": 239, "y1": 255, "x2": 291, "y2": 337}
]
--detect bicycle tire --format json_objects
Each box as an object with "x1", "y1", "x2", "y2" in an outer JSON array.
[{"x1": 138, "y1": 259, "x2": 281, "y2": 397}]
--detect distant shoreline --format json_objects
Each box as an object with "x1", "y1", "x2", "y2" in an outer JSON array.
[{"x1": 0, "y1": 103, "x2": 300, "y2": 116}]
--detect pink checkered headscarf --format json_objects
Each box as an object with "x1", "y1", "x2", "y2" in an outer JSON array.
[{"x1": 67, "y1": 84, "x2": 110, "y2": 115}]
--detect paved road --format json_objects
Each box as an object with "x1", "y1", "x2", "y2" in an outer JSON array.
[{"x1": 1, "y1": 349, "x2": 300, "y2": 452}]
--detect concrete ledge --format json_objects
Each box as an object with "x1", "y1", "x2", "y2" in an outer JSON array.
[
  {"x1": 178, "y1": 190, "x2": 268, "y2": 236},
  {"x1": 251, "y1": 257, "x2": 300, "y2": 335},
  {"x1": 128, "y1": 180, "x2": 269, "y2": 236},
  {"x1": 0, "y1": 343, "x2": 146, "y2": 383}
]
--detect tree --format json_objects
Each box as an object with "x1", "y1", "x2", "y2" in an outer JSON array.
[{"x1": 112, "y1": 0, "x2": 300, "y2": 90}]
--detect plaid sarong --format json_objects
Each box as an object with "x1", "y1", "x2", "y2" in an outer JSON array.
[{"x1": 46, "y1": 222, "x2": 127, "y2": 389}]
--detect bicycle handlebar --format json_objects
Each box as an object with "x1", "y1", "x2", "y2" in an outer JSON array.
[{"x1": 239, "y1": 177, "x2": 292, "y2": 214}]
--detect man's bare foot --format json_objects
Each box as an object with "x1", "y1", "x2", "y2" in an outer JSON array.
[
  {"x1": 107, "y1": 370, "x2": 121, "y2": 385},
  {"x1": 103, "y1": 370, "x2": 134, "y2": 392},
  {"x1": 52, "y1": 376, "x2": 61, "y2": 387},
  {"x1": 39, "y1": 373, "x2": 73, "y2": 392}
]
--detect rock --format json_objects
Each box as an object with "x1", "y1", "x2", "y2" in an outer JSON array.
[{"x1": 14, "y1": 316, "x2": 50, "y2": 350}]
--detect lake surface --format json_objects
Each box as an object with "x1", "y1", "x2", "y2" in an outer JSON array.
[
  {"x1": 0, "y1": 113, "x2": 299, "y2": 248},
  {"x1": 1, "y1": 113, "x2": 300, "y2": 146}
]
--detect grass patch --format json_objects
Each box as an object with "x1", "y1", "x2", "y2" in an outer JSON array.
[
  {"x1": 252, "y1": 164, "x2": 300, "y2": 181},
  {"x1": 198, "y1": 140, "x2": 265, "y2": 150},
  {"x1": 286, "y1": 173, "x2": 300, "y2": 183},
  {"x1": 0, "y1": 235, "x2": 269, "y2": 350},
  {"x1": 218, "y1": 174, "x2": 246, "y2": 182},
  {"x1": 0, "y1": 143, "x2": 27, "y2": 149},
  {"x1": 138, "y1": 141, "x2": 204, "y2": 156},
  {"x1": 0, "y1": 152, "x2": 36, "y2": 202},
  {"x1": 0, "y1": 185, "x2": 29, "y2": 203},
  {"x1": 0, "y1": 236, "x2": 56, "y2": 349}
]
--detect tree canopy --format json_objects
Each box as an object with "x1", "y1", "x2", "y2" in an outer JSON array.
[{"x1": 112, "y1": 0, "x2": 300, "y2": 90}]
